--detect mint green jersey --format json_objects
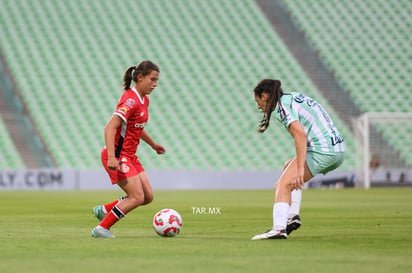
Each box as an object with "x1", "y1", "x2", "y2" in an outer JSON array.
[{"x1": 273, "y1": 92, "x2": 346, "y2": 153}]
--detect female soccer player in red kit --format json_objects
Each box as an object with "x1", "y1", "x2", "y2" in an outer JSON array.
[{"x1": 92, "y1": 60, "x2": 165, "y2": 238}]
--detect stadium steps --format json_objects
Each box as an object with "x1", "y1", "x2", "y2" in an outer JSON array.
[
  {"x1": 0, "y1": 55, "x2": 53, "y2": 168},
  {"x1": 0, "y1": 114, "x2": 25, "y2": 169},
  {"x1": 278, "y1": 0, "x2": 411, "y2": 113},
  {"x1": 275, "y1": 0, "x2": 411, "y2": 167},
  {"x1": 259, "y1": 0, "x2": 403, "y2": 170},
  {"x1": 256, "y1": 0, "x2": 362, "y2": 129}
]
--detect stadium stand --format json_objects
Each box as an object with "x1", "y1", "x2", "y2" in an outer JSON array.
[
  {"x1": 280, "y1": 0, "x2": 411, "y2": 111},
  {"x1": 279, "y1": 0, "x2": 412, "y2": 165},
  {"x1": 0, "y1": 0, "x2": 386, "y2": 170}
]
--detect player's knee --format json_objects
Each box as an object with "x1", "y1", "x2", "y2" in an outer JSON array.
[
  {"x1": 277, "y1": 180, "x2": 294, "y2": 192},
  {"x1": 286, "y1": 181, "x2": 296, "y2": 192},
  {"x1": 143, "y1": 194, "x2": 154, "y2": 205},
  {"x1": 128, "y1": 195, "x2": 145, "y2": 208}
]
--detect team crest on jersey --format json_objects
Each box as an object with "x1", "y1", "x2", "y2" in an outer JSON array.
[
  {"x1": 125, "y1": 98, "x2": 136, "y2": 107},
  {"x1": 120, "y1": 163, "x2": 130, "y2": 173}
]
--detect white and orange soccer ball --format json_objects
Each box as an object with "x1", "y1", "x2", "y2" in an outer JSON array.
[{"x1": 152, "y1": 208, "x2": 183, "y2": 237}]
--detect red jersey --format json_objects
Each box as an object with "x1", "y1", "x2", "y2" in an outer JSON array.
[{"x1": 112, "y1": 87, "x2": 149, "y2": 158}]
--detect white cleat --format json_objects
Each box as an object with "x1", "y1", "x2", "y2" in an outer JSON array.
[
  {"x1": 91, "y1": 226, "x2": 116, "y2": 238},
  {"x1": 251, "y1": 229, "x2": 287, "y2": 240}
]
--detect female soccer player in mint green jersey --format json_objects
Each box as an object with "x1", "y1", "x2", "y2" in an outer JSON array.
[{"x1": 251, "y1": 79, "x2": 345, "y2": 240}]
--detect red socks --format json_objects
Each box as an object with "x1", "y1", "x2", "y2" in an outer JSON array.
[
  {"x1": 103, "y1": 195, "x2": 127, "y2": 213},
  {"x1": 99, "y1": 205, "x2": 126, "y2": 229},
  {"x1": 103, "y1": 200, "x2": 120, "y2": 213}
]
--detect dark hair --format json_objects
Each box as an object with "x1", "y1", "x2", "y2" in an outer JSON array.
[
  {"x1": 253, "y1": 79, "x2": 283, "y2": 133},
  {"x1": 122, "y1": 60, "x2": 159, "y2": 90}
]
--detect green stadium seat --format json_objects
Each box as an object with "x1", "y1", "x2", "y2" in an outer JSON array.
[
  {"x1": 281, "y1": 0, "x2": 412, "y2": 165},
  {"x1": 0, "y1": 0, "x2": 369, "y2": 170}
]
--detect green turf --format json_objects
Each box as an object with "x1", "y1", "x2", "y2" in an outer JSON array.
[{"x1": 0, "y1": 188, "x2": 411, "y2": 273}]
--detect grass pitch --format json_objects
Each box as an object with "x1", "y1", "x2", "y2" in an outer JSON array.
[{"x1": 0, "y1": 188, "x2": 411, "y2": 273}]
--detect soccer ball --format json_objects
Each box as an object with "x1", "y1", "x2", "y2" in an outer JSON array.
[{"x1": 152, "y1": 208, "x2": 183, "y2": 237}]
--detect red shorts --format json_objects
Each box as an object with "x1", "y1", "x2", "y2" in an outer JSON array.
[{"x1": 101, "y1": 148, "x2": 145, "y2": 184}]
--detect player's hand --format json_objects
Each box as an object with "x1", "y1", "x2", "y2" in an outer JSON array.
[
  {"x1": 292, "y1": 167, "x2": 305, "y2": 190},
  {"x1": 107, "y1": 156, "x2": 120, "y2": 170},
  {"x1": 152, "y1": 144, "x2": 166, "y2": 155}
]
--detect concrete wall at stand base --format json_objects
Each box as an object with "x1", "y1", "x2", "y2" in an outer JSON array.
[{"x1": 0, "y1": 169, "x2": 363, "y2": 190}]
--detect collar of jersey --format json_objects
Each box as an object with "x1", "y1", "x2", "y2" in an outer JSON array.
[{"x1": 131, "y1": 87, "x2": 145, "y2": 104}]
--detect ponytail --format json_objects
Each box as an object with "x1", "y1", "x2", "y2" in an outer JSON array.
[
  {"x1": 122, "y1": 66, "x2": 136, "y2": 90},
  {"x1": 122, "y1": 60, "x2": 160, "y2": 90},
  {"x1": 254, "y1": 79, "x2": 283, "y2": 133}
]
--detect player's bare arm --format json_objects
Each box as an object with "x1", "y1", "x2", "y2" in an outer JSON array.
[
  {"x1": 104, "y1": 115, "x2": 122, "y2": 170},
  {"x1": 288, "y1": 121, "x2": 308, "y2": 189},
  {"x1": 141, "y1": 129, "x2": 166, "y2": 154}
]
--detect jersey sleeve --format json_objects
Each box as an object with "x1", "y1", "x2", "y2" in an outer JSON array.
[
  {"x1": 113, "y1": 93, "x2": 137, "y2": 122},
  {"x1": 279, "y1": 95, "x2": 298, "y2": 128}
]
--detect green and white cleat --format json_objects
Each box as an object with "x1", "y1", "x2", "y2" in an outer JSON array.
[
  {"x1": 93, "y1": 205, "x2": 107, "y2": 221},
  {"x1": 91, "y1": 226, "x2": 115, "y2": 238}
]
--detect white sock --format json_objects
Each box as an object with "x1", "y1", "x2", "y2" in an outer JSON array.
[
  {"x1": 273, "y1": 202, "x2": 290, "y2": 231},
  {"x1": 288, "y1": 189, "x2": 302, "y2": 218}
]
